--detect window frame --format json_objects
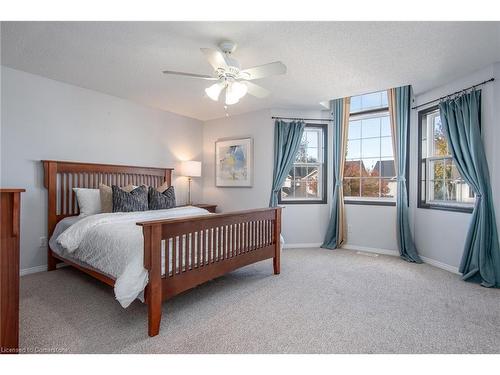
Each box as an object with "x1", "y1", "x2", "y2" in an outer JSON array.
[
  {"x1": 344, "y1": 94, "x2": 397, "y2": 207},
  {"x1": 417, "y1": 105, "x2": 473, "y2": 214},
  {"x1": 278, "y1": 123, "x2": 328, "y2": 205}
]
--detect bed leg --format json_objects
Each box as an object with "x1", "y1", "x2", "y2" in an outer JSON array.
[
  {"x1": 144, "y1": 224, "x2": 163, "y2": 337},
  {"x1": 47, "y1": 249, "x2": 57, "y2": 271},
  {"x1": 147, "y1": 287, "x2": 162, "y2": 337},
  {"x1": 273, "y1": 255, "x2": 280, "y2": 275},
  {"x1": 273, "y1": 207, "x2": 282, "y2": 275}
]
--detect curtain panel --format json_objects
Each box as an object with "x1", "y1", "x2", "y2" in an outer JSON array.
[
  {"x1": 388, "y1": 86, "x2": 422, "y2": 263},
  {"x1": 269, "y1": 120, "x2": 306, "y2": 208},
  {"x1": 439, "y1": 90, "x2": 500, "y2": 287},
  {"x1": 322, "y1": 97, "x2": 350, "y2": 249}
]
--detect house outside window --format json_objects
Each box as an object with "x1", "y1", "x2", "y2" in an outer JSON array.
[
  {"x1": 417, "y1": 106, "x2": 475, "y2": 213},
  {"x1": 343, "y1": 91, "x2": 396, "y2": 205},
  {"x1": 279, "y1": 124, "x2": 327, "y2": 204}
]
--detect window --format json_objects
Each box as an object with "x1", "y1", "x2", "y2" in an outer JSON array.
[
  {"x1": 279, "y1": 124, "x2": 327, "y2": 204},
  {"x1": 344, "y1": 91, "x2": 396, "y2": 205},
  {"x1": 418, "y1": 106, "x2": 475, "y2": 212}
]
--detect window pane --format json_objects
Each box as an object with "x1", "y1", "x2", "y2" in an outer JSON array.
[
  {"x1": 361, "y1": 137, "x2": 380, "y2": 158},
  {"x1": 361, "y1": 118, "x2": 380, "y2": 138},
  {"x1": 293, "y1": 179, "x2": 307, "y2": 199},
  {"x1": 362, "y1": 92, "x2": 383, "y2": 110},
  {"x1": 343, "y1": 179, "x2": 360, "y2": 197},
  {"x1": 294, "y1": 165, "x2": 308, "y2": 179},
  {"x1": 381, "y1": 91, "x2": 388, "y2": 107},
  {"x1": 444, "y1": 180, "x2": 457, "y2": 201},
  {"x1": 429, "y1": 159, "x2": 445, "y2": 180},
  {"x1": 430, "y1": 180, "x2": 445, "y2": 201},
  {"x1": 280, "y1": 124, "x2": 327, "y2": 203},
  {"x1": 380, "y1": 116, "x2": 391, "y2": 136},
  {"x1": 433, "y1": 114, "x2": 448, "y2": 157},
  {"x1": 347, "y1": 139, "x2": 361, "y2": 159},
  {"x1": 350, "y1": 96, "x2": 362, "y2": 113},
  {"x1": 306, "y1": 130, "x2": 319, "y2": 148},
  {"x1": 307, "y1": 179, "x2": 320, "y2": 199},
  {"x1": 350, "y1": 91, "x2": 388, "y2": 113},
  {"x1": 381, "y1": 178, "x2": 396, "y2": 198},
  {"x1": 380, "y1": 158, "x2": 395, "y2": 178},
  {"x1": 450, "y1": 162, "x2": 461, "y2": 180},
  {"x1": 380, "y1": 136, "x2": 393, "y2": 158},
  {"x1": 344, "y1": 160, "x2": 361, "y2": 178},
  {"x1": 306, "y1": 147, "x2": 319, "y2": 162},
  {"x1": 361, "y1": 158, "x2": 380, "y2": 177},
  {"x1": 361, "y1": 178, "x2": 380, "y2": 198},
  {"x1": 348, "y1": 120, "x2": 361, "y2": 140}
]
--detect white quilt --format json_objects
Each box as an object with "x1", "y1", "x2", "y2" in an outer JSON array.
[{"x1": 56, "y1": 206, "x2": 211, "y2": 308}]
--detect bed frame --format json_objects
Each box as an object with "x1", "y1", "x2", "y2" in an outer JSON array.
[{"x1": 42, "y1": 160, "x2": 281, "y2": 337}]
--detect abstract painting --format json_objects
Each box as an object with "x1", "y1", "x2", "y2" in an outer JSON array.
[{"x1": 215, "y1": 137, "x2": 253, "y2": 187}]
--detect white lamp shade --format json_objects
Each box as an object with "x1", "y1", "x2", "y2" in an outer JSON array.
[{"x1": 180, "y1": 160, "x2": 202, "y2": 177}]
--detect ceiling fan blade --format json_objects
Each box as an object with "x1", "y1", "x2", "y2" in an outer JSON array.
[
  {"x1": 242, "y1": 81, "x2": 270, "y2": 98},
  {"x1": 162, "y1": 70, "x2": 218, "y2": 80},
  {"x1": 200, "y1": 48, "x2": 228, "y2": 70},
  {"x1": 239, "y1": 61, "x2": 286, "y2": 80}
]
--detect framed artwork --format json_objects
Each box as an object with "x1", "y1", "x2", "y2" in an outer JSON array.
[{"x1": 215, "y1": 137, "x2": 253, "y2": 187}]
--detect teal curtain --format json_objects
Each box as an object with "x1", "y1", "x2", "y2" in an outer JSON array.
[
  {"x1": 439, "y1": 90, "x2": 500, "y2": 287},
  {"x1": 322, "y1": 98, "x2": 347, "y2": 249},
  {"x1": 269, "y1": 120, "x2": 306, "y2": 207},
  {"x1": 391, "y1": 86, "x2": 422, "y2": 263}
]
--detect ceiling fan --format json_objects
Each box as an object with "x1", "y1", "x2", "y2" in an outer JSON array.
[{"x1": 162, "y1": 41, "x2": 287, "y2": 105}]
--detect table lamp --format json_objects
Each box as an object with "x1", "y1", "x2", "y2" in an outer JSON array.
[{"x1": 180, "y1": 160, "x2": 202, "y2": 205}]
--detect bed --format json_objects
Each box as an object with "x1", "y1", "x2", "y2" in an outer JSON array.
[{"x1": 43, "y1": 160, "x2": 282, "y2": 337}]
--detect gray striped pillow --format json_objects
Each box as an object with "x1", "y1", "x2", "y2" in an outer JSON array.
[
  {"x1": 148, "y1": 186, "x2": 176, "y2": 210},
  {"x1": 112, "y1": 185, "x2": 149, "y2": 212}
]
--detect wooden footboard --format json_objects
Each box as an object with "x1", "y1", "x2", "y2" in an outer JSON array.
[{"x1": 138, "y1": 207, "x2": 282, "y2": 337}]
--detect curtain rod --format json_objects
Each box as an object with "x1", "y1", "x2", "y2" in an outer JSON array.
[
  {"x1": 411, "y1": 78, "x2": 495, "y2": 110},
  {"x1": 272, "y1": 116, "x2": 333, "y2": 122}
]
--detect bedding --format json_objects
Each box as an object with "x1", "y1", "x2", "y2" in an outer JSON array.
[
  {"x1": 73, "y1": 188, "x2": 101, "y2": 217},
  {"x1": 148, "y1": 186, "x2": 176, "y2": 210},
  {"x1": 53, "y1": 206, "x2": 211, "y2": 308},
  {"x1": 99, "y1": 183, "x2": 136, "y2": 213}
]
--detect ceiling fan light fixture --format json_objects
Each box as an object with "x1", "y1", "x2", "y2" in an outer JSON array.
[
  {"x1": 205, "y1": 82, "x2": 225, "y2": 101},
  {"x1": 225, "y1": 81, "x2": 248, "y2": 105}
]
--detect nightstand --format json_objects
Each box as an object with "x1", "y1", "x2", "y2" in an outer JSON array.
[{"x1": 192, "y1": 204, "x2": 217, "y2": 213}]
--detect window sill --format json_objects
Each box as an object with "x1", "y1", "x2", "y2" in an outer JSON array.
[
  {"x1": 344, "y1": 199, "x2": 396, "y2": 207},
  {"x1": 278, "y1": 200, "x2": 327, "y2": 205},
  {"x1": 418, "y1": 203, "x2": 473, "y2": 214}
]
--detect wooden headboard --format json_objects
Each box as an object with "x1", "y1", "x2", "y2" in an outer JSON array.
[{"x1": 42, "y1": 160, "x2": 173, "y2": 236}]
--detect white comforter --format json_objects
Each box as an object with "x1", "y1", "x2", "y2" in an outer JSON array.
[{"x1": 57, "y1": 206, "x2": 210, "y2": 308}]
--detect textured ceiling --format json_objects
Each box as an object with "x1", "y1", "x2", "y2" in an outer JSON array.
[{"x1": 2, "y1": 21, "x2": 500, "y2": 120}]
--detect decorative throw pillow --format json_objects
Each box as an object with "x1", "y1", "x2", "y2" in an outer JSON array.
[
  {"x1": 148, "y1": 186, "x2": 176, "y2": 210},
  {"x1": 100, "y1": 183, "x2": 136, "y2": 213},
  {"x1": 112, "y1": 185, "x2": 149, "y2": 212},
  {"x1": 156, "y1": 180, "x2": 170, "y2": 193},
  {"x1": 73, "y1": 188, "x2": 101, "y2": 217}
]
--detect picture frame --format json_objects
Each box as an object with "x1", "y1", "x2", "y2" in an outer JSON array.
[{"x1": 215, "y1": 137, "x2": 253, "y2": 187}]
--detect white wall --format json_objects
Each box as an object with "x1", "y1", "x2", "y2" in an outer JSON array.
[
  {"x1": 410, "y1": 63, "x2": 500, "y2": 269},
  {"x1": 1, "y1": 66, "x2": 204, "y2": 271}
]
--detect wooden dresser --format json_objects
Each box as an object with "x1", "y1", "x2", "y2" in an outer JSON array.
[{"x1": 0, "y1": 189, "x2": 24, "y2": 354}]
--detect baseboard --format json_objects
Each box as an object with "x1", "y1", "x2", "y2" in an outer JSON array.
[
  {"x1": 420, "y1": 256, "x2": 460, "y2": 275},
  {"x1": 342, "y1": 244, "x2": 460, "y2": 275},
  {"x1": 20, "y1": 262, "x2": 68, "y2": 276},
  {"x1": 342, "y1": 244, "x2": 400, "y2": 257},
  {"x1": 282, "y1": 242, "x2": 322, "y2": 249},
  {"x1": 20, "y1": 264, "x2": 47, "y2": 276}
]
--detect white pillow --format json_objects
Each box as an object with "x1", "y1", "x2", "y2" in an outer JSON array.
[{"x1": 73, "y1": 188, "x2": 101, "y2": 217}]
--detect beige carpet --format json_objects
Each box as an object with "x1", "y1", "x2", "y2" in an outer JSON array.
[{"x1": 20, "y1": 248, "x2": 500, "y2": 353}]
